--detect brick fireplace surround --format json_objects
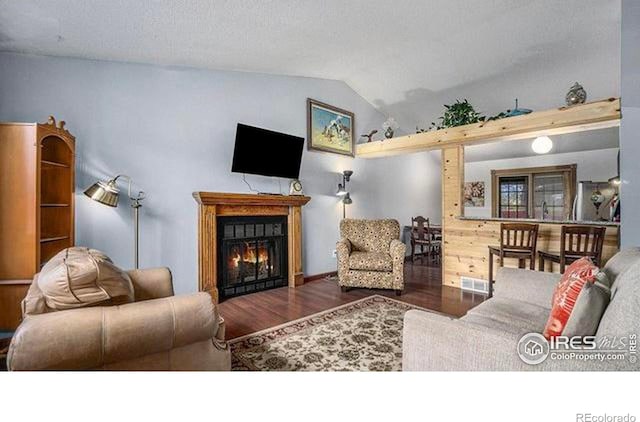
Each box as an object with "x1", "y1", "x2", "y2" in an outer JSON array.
[{"x1": 193, "y1": 192, "x2": 311, "y2": 303}]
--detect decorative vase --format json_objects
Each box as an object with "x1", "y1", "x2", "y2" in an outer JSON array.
[
  {"x1": 591, "y1": 189, "x2": 605, "y2": 219},
  {"x1": 382, "y1": 117, "x2": 399, "y2": 139},
  {"x1": 566, "y1": 82, "x2": 587, "y2": 106}
]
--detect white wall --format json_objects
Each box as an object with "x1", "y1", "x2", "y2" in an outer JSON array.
[
  {"x1": 368, "y1": 150, "x2": 442, "y2": 249},
  {"x1": 621, "y1": 0, "x2": 640, "y2": 246},
  {"x1": 464, "y1": 148, "x2": 619, "y2": 218},
  {"x1": 0, "y1": 52, "x2": 388, "y2": 294}
]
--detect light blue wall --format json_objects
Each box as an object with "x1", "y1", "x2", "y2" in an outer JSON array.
[
  {"x1": 0, "y1": 52, "x2": 387, "y2": 294},
  {"x1": 621, "y1": 0, "x2": 640, "y2": 246}
]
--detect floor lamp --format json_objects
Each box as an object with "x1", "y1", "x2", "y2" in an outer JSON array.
[
  {"x1": 336, "y1": 170, "x2": 353, "y2": 219},
  {"x1": 84, "y1": 175, "x2": 146, "y2": 269}
]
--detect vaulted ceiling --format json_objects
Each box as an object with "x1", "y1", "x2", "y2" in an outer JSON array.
[{"x1": 0, "y1": 0, "x2": 621, "y2": 132}]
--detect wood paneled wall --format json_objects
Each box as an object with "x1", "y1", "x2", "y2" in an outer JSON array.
[{"x1": 441, "y1": 146, "x2": 620, "y2": 288}]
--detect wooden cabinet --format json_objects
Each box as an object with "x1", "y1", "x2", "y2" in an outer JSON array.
[{"x1": 0, "y1": 116, "x2": 75, "y2": 329}]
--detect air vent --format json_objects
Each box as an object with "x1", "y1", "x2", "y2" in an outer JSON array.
[{"x1": 460, "y1": 276, "x2": 489, "y2": 294}]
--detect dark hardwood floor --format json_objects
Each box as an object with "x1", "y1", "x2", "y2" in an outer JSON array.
[{"x1": 218, "y1": 259, "x2": 487, "y2": 340}]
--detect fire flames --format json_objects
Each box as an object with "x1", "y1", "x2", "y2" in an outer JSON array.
[{"x1": 229, "y1": 243, "x2": 270, "y2": 268}]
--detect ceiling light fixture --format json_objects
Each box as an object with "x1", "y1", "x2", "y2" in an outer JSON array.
[{"x1": 531, "y1": 136, "x2": 553, "y2": 154}]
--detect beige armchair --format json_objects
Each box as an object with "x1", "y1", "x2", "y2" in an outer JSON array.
[
  {"x1": 8, "y1": 267, "x2": 230, "y2": 371},
  {"x1": 336, "y1": 219, "x2": 406, "y2": 294}
]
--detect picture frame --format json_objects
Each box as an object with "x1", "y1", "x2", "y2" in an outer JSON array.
[
  {"x1": 307, "y1": 98, "x2": 355, "y2": 157},
  {"x1": 464, "y1": 181, "x2": 486, "y2": 207}
]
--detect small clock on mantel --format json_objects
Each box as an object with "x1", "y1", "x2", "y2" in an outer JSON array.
[{"x1": 289, "y1": 179, "x2": 304, "y2": 195}]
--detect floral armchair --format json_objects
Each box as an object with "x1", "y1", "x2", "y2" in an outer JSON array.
[{"x1": 336, "y1": 219, "x2": 406, "y2": 295}]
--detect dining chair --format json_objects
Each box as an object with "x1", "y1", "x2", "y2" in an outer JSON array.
[
  {"x1": 410, "y1": 216, "x2": 441, "y2": 263},
  {"x1": 538, "y1": 225, "x2": 606, "y2": 273},
  {"x1": 488, "y1": 223, "x2": 539, "y2": 296}
]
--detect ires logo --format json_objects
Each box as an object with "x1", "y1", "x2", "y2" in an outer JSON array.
[
  {"x1": 550, "y1": 336, "x2": 597, "y2": 350},
  {"x1": 517, "y1": 333, "x2": 635, "y2": 365}
]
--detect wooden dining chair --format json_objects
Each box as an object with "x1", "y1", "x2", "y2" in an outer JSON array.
[
  {"x1": 488, "y1": 223, "x2": 539, "y2": 296},
  {"x1": 410, "y1": 216, "x2": 441, "y2": 263},
  {"x1": 538, "y1": 225, "x2": 606, "y2": 273}
]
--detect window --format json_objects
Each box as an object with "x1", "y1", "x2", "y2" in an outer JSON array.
[
  {"x1": 498, "y1": 176, "x2": 529, "y2": 218},
  {"x1": 533, "y1": 174, "x2": 565, "y2": 220},
  {"x1": 491, "y1": 164, "x2": 576, "y2": 220}
]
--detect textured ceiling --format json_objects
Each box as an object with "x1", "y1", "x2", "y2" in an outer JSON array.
[{"x1": 0, "y1": 0, "x2": 621, "y2": 131}]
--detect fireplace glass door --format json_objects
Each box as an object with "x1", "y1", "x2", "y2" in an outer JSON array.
[{"x1": 218, "y1": 216, "x2": 287, "y2": 300}]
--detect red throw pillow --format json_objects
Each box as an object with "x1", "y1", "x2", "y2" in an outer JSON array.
[{"x1": 543, "y1": 257, "x2": 600, "y2": 339}]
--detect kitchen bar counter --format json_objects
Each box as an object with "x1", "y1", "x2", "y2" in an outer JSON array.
[{"x1": 457, "y1": 216, "x2": 620, "y2": 227}]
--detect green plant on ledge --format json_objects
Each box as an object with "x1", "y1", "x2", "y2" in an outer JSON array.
[{"x1": 422, "y1": 99, "x2": 486, "y2": 131}]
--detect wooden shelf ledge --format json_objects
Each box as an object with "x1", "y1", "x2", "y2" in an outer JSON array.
[
  {"x1": 40, "y1": 236, "x2": 70, "y2": 243},
  {"x1": 357, "y1": 98, "x2": 621, "y2": 158},
  {"x1": 193, "y1": 192, "x2": 311, "y2": 207},
  {"x1": 41, "y1": 160, "x2": 70, "y2": 168}
]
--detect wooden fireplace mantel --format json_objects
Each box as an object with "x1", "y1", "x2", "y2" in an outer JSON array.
[{"x1": 193, "y1": 192, "x2": 311, "y2": 303}]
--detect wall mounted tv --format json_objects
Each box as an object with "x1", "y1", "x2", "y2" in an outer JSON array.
[{"x1": 231, "y1": 123, "x2": 304, "y2": 179}]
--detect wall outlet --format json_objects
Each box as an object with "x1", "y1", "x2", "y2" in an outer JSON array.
[{"x1": 332, "y1": 249, "x2": 337, "y2": 258}]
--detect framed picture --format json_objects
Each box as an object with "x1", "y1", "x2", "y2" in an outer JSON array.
[
  {"x1": 464, "y1": 181, "x2": 485, "y2": 207},
  {"x1": 307, "y1": 98, "x2": 355, "y2": 157}
]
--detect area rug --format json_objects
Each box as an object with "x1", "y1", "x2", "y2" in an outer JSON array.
[{"x1": 230, "y1": 295, "x2": 432, "y2": 371}]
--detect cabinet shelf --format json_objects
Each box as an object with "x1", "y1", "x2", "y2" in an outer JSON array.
[
  {"x1": 1, "y1": 117, "x2": 75, "y2": 330},
  {"x1": 40, "y1": 236, "x2": 69, "y2": 243},
  {"x1": 41, "y1": 160, "x2": 70, "y2": 168}
]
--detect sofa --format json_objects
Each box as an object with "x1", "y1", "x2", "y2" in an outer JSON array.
[
  {"x1": 403, "y1": 247, "x2": 640, "y2": 371},
  {"x1": 336, "y1": 219, "x2": 406, "y2": 294},
  {"x1": 8, "y1": 266, "x2": 230, "y2": 371}
]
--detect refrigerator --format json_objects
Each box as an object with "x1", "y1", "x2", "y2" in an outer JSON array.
[{"x1": 572, "y1": 181, "x2": 619, "y2": 222}]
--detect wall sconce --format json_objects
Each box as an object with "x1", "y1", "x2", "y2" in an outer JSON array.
[{"x1": 336, "y1": 170, "x2": 353, "y2": 218}]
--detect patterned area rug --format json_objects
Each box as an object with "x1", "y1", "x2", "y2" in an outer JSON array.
[{"x1": 230, "y1": 295, "x2": 430, "y2": 371}]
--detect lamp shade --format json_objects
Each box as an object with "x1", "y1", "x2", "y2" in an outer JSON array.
[{"x1": 84, "y1": 180, "x2": 120, "y2": 207}]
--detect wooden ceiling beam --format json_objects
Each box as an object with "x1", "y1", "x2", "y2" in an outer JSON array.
[{"x1": 356, "y1": 97, "x2": 621, "y2": 158}]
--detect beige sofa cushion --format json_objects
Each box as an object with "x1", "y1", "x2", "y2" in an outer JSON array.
[
  {"x1": 37, "y1": 247, "x2": 134, "y2": 311},
  {"x1": 21, "y1": 274, "x2": 51, "y2": 316}
]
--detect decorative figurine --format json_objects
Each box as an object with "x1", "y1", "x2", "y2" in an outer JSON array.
[
  {"x1": 566, "y1": 82, "x2": 587, "y2": 106},
  {"x1": 361, "y1": 129, "x2": 378, "y2": 143},
  {"x1": 382, "y1": 117, "x2": 399, "y2": 139}
]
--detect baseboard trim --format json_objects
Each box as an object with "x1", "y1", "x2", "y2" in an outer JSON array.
[{"x1": 304, "y1": 271, "x2": 337, "y2": 283}]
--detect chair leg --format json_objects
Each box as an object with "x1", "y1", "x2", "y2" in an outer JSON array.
[
  {"x1": 411, "y1": 241, "x2": 415, "y2": 263},
  {"x1": 488, "y1": 251, "x2": 493, "y2": 297}
]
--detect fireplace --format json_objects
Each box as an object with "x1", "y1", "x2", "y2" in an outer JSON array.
[
  {"x1": 217, "y1": 216, "x2": 288, "y2": 300},
  {"x1": 194, "y1": 192, "x2": 310, "y2": 303}
]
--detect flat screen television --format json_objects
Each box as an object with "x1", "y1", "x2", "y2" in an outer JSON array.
[{"x1": 231, "y1": 123, "x2": 304, "y2": 179}]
